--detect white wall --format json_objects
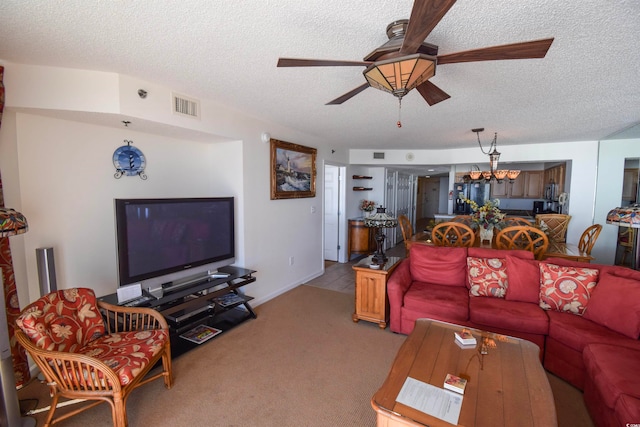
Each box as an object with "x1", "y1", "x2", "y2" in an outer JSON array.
[
  {"x1": 0, "y1": 62, "x2": 345, "y2": 309},
  {"x1": 593, "y1": 138, "x2": 640, "y2": 263}
]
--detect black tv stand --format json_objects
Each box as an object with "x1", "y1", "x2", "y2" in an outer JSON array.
[{"x1": 100, "y1": 265, "x2": 257, "y2": 358}]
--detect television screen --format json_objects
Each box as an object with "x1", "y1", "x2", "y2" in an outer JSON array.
[{"x1": 115, "y1": 197, "x2": 235, "y2": 289}]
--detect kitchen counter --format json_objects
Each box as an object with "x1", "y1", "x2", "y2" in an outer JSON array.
[{"x1": 434, "y1": 213, "x2": 456, "y2": 220}]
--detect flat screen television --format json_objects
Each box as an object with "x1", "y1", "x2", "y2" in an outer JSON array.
[{"x1": 114, "y1": 197, "x2": 235, "y2": 292}]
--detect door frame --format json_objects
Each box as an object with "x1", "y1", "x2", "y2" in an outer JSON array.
[{"x1": 323, "y1": 161, "x2": 348, "y2": 264}]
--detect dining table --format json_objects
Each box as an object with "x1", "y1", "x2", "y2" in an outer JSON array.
[{"x1": 407, "y1": 231, "x2": 594, "y2": 263}]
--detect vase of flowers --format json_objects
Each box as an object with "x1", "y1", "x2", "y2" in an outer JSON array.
[
  {"x1": 463, "y1": 198, "x2": 505, "y2": 243},
  {"x1": 360, "y1": 200, "x2": 376, "y2": 217}
]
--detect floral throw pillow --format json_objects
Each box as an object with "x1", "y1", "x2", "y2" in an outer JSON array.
[
  {"x1": 539, "y1": 263, "x2": 599, "y2": 315},
  {"x1": 467, "y1": 257, "x2": 508, "y2": 298}
]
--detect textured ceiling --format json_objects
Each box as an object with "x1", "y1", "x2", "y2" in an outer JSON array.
[{"x1": 1, "y1": 0, "x2": 640, "y2": 150}]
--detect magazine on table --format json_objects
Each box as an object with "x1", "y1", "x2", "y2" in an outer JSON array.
[
  {"x1": 215, "y1": 293, "x2": 245, "y2": 307},
  {"x1": 179, "y1": 324, "x2": 222, "y2": 344}
]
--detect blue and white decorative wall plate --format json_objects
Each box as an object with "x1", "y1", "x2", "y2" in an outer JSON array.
[{"x1": 113, "y1": 140, "x2": 147, "y2": 180}]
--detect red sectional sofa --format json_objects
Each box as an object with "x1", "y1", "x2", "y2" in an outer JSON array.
[{"x1": 387, "y1": 244, "x2": 640, "y2": 427}]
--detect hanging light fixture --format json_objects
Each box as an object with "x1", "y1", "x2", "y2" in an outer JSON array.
[
  {"x1": 470, "y1": 128, "x2": 520, "y2": 183},
  {"x1": 364, "y1": 53, "x2": 436, "y2": 128}
]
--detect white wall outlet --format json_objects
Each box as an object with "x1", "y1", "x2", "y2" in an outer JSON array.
[
  {"x1": 310, "y1": 206, "x2": 316, "y2": 213},
  {"x1": 289, "y1": 256, "x2": 294, "y2": 266}
]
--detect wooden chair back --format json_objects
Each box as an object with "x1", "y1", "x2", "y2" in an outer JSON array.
[
  {"x1": 503, "y1": 216, "x2": 532, "y2": 227},
  {"x1": 451, "y1": 215, "x2": 474, "y2": 227},
  {"x1": 398, "y1": 214, "x2": 413, "y2": 255},
  {"x1": 535, "y1": 214, "x2": 571, "y2": 242},
  {"x1": 495, "y1": 225, "x2": 549, "y2": 259},
  {"x1": 431, "y1": 222, "x2": 476, "y2": 247},
  {"x1": 578, "y1": 224, "x2": 602, "y2": 255}
]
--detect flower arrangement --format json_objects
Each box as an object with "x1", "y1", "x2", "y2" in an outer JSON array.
[
  {"x1": 463, "y1": 198, "x2": 505, "y2": 229},
  {"x1": 360, "y1": 200, "x2": 376, "y2": 212}
]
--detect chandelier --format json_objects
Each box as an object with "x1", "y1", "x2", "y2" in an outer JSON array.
[{"x1": 469, "y1": 128, "x2": 520, "y2": 183}]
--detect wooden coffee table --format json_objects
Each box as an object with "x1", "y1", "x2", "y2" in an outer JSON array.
[{"x1": 371, "y1": 319, "x2": 557, "y2": 426}]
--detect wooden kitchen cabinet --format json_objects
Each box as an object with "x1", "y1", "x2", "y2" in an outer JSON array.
[
  {"x1": 490, "y1": 171, "x2": 543, "y2": 199},
  {"x1": 510, "y1": 174, "x2": 527, "y2": 197},
  {"x1": 491, "y1": 180, "x2": 508, "y2": 198},
  {"x1": 524, "y1": 170, "x2": 544, "y2": 198},
  {"x1": 544, "y1": 164, "x2": 566, "y2": 195}
]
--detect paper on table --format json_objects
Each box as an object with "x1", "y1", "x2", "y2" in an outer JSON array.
[{"x1": 396, "y1": 377, "x2": 463, "y2": 425}]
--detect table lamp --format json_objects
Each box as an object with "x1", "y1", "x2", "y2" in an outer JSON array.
[
  {"x1": 364, "y1": 206, "x2": 398, "y2": 265},
  {"x1": 606, "y1": 204, "x2": 640, "y2": 269},
  {"x1": 0, "y1": 207, "x2": 35, "y2": 427}
]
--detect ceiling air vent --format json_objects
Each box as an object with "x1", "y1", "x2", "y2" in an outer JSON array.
[
  {"x1": 373, "y1": 152, "x2": 385, "y2": 159},
  {"x1": 172, "y1": 93, "x2": 200, "y2": 119}
]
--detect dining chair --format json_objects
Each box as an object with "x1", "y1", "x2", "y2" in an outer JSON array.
[
  {"x1": 451, "y1": 215, "x2": 475, "y2": 227},
  {"x1": 535, "y1": 214, "x2": 571, "y2": 242},
  {"x1": 578, "y1": 224, "x2": 602, "y2": 256},
  {"x1": 398, "y1": 214, "x2": 413, "y2": 255},
  {"x1": 431, "y1": 222, "x2": 476, "y2": 247},
  {"x1": 495, "y1": 225, "x2": 549, "y2": 259},
  {"x1": 617, "y1": 227, "x2": 635, "y2": 267},
  {"x1": 503, "y1": 216, "x2": 532, "y2": 227},
  {"x1": 15, "y1": 288, "x2": 173, "y2": 427}
]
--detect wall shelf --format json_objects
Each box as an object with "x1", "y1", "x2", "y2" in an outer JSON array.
[
  {"x1": 352, "y1": 175, "x2": 372, "y2": 180},
  {"x1": 353, "y1": 187, "x2": 373, "y2": 191}
]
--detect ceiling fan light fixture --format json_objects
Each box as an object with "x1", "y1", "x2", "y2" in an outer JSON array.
[{"x1": 363, "y1": 54, "x2": 436, "y2": 98}]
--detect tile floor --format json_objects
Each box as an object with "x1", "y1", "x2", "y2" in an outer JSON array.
[{"x1": 308, "y1": 243, "x2": 406, "y2": 294}]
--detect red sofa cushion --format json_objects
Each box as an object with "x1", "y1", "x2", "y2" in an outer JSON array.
[
  {"x1": 409, "y1": 245, "x2": 467, "y2": 287},
  {"x1": 504, "y1": 256, "x2": 540, "y2": 303},
  {"x1": 584, "y1": 271, "x2": 640, "y2": 339},
  {"x1": 467, "y1": 247, "x2": 534, "y2": 260},
  {"x1": 403, "y1": 282, "x2": 469, "y2": 322},
  {"x1": 583, "y1": 343, "x2": 640, "y2": 409},
  {"x1": 547, "y1": 310, "x2": 640, "y2": 353},
  {"x1": 616, "y1": 394, "x2": 640, "y2": 427},
  {"x1": 539, "y1": 262, "x2": 599, "y2": 315},
  {"x1": 469, "y1": 297, "x2": 549, "y2": 335}
]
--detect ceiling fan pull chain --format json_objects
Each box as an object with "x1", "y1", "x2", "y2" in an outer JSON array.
[{"x1": 397, "y1": 97, "x2": 402, "y2": 128}]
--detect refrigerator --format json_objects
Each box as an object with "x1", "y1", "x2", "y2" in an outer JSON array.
[{"x1": 454, "y1": 182, "x2": 491, "y2": 214}]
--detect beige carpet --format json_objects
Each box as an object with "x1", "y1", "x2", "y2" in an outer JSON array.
[{"x1": 17, "y1": 283, "x2": 593, "y2": 426}]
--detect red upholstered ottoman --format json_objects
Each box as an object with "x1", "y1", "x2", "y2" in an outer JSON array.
[{"x1": 583, "y1": 343, "x2": 640, "y2": 427}]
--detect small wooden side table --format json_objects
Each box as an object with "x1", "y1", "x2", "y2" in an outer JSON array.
[{"x1": 352, "y1": 256, "x2": 402, "y2": 329}]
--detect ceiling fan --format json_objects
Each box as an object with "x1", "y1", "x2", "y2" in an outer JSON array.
[{"x1": 277, "y1": 0, "x2": 554, "y2": 109}]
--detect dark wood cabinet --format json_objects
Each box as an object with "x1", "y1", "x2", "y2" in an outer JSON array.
[{"x1": 348, "y1": 218, "x2": 375, "y2": 260}]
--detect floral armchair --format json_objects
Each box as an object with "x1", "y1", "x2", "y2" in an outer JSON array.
[{"x1": 15, "y1": 288, "x2": 173, "y2": 427}]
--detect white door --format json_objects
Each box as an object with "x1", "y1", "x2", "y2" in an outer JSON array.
[{"x1": 324, "y1": 164, "x2": 340, "y2": 261}]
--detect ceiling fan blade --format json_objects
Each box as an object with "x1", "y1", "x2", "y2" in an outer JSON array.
[
  {"x1": 400, "y1": 0, "x2": 457, "y2": 54},
  {"x1": 278, "y1": 58, "x2": 371, "y2": 67},
  {"x1": 326, "y1": 83, "x2": 370, "y2": 105},
  {"x1": 437, "y1": 38, "x2": 554, "y2": 65},
  {"x1": 416, "y1": 80, "x2": 450, "y2": 106}
]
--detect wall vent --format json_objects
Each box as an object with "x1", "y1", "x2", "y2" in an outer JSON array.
[
  {"x1": 373, "y1": 152, "x2": 385, "y2": 159},
  {"x1": 172, "y1": 93, "x2": 200, "y2": 118}
]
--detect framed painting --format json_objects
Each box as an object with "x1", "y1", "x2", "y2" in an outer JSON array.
[{"x1": 270, "y1": 139, "x2": 317, "y2": 200}]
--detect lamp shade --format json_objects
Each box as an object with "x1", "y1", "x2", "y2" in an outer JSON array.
[
  {"x1": 606, "y1": 204, "x2": 640, "y2": 228},
  {"x1": 364, "y1": 206, "x2": 398, "y2": 228},
  {"x1": 0, "y1": 208, "x2": 28, "y2": 237},
  {"x1": 507, "y1": 170, "x2": 521, "y2": 181},
  {"x1": 363, "y1": 54, "x2": 436, "y2": 99}
]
